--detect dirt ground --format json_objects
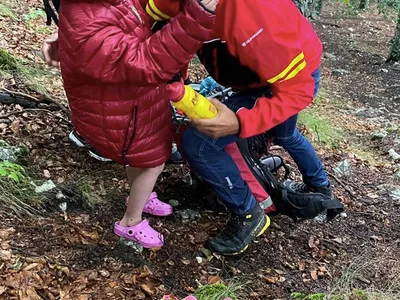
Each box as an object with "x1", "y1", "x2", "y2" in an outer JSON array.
[{"x1": 0, "y1": 1, "x2": 399, "y2": 299}]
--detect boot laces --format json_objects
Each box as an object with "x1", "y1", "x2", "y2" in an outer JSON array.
[{"x1": 220, "y1": 215, "x2": 242, "y2": 239}]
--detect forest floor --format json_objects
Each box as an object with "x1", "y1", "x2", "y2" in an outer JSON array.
[{"x1": 0, "y1": 1, "x2": 399, "y2": 299}]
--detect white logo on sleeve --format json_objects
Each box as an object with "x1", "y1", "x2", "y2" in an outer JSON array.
[{"x1": 242, "y1": 28, "x2": 264, "y2": 47}]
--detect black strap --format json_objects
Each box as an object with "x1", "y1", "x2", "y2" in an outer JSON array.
[
  {"x1": 321, "y1": 198, "x2": 344, "y2": 210},
  {"x1": 43, "y1": 0, "x2": 59, "y2": 26}
]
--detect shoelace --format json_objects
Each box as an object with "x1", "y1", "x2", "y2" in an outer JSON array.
[{"x1": 219, "y1": 215, "x2": 242, "y2": 239}]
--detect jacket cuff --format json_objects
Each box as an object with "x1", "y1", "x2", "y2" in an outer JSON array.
[{"x1": 236, "y1": 108, "x2": 253, "y2": 139}]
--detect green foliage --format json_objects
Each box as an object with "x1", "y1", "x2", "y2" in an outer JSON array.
[
  {"x1": 77, "y1": 181, "x2": 104, "y2": 208},
  {"x1": 291, "y1": 292, "x2": 326, "y2": 300},
  {"x1": 194, "y1": 283, "x2": 239, "y2": 300},
  {"x1": 0, "y1": 48, "x2": 19, "y2": 72},
  {"x1": 0, "y1": 160, "x2": 28, "y2": 182},
  {"x1": 0, "y1": 47, "x2": 55, "y2": 94},
  {"x1": 388, "y1": 8, "x2": 400, "y2": 61},
  {"x1": 23, "y1": 8, "x2": 46, "y2": 22},
  {"x1": 0, "y1": 3, "x2": 16, "y2": 19},
  {"x1": 293, "y1": 0, "x2": 323, "y2": 19}
]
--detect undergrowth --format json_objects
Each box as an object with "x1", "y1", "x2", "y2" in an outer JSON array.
[
  {"x1": 0, "y1": 160, "x2": 43, "y2": 217},
  {"x1": 194, "y1": 282, "x2": 240, "y2": 300},
  {"x1": 291, "y1": 246, "x2": 400, "y2": 300},
  {"x1": 0, "y1": 47, "x2": 53, "y2": 95},
  {"x1": 299, "y1": 89, "x2": 343, "y2": 147}
]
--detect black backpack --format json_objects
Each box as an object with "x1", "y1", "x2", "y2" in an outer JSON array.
[{"x1": 201, "y1": 132, "x2": 344, "y2": 222}]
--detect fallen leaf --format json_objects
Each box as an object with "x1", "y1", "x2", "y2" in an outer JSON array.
[
  {"x1": 264, "y1": 276, "x2": 279, "y2": 284},
  {"x1": 43, "y1": 170, "x2": 51, "y2": 178},
  {"x1": 0, "y1": 250, "x2": 12, "y2": 261},
  {"x1": 99, "y1": 270, "x2": 110, "y2": 277},
  {"x1": 141, "y1": 284, "x2": 154, "y2": 296},
  {"x1": 24, "y1": 263, "x2": 39, "y2": 271},
  {"x1": 10, "y1": 119, "x2": 20, "y2": 134},
  {"x1": 318, "y1": 266, "x2": 328, "y2": 273},
  {"x1": 0, "y1": 227, "x2": 15, "y2": 240},
  {"x1": 332, "y1": 237, "x2": 343, "y2": 244},
  {"x1": 109, "y1": 281, "x2": 118, "y2": 288},
  {"x1": 308, "y1": 236, "x2": 319, "y2": 249},
  {"x1": 298, "y1": 260, "x2": 306, "y2": 271},
  {"x1": 311, "y1": 271, "x2": 318, "y2": 280},
  {"x1": 370, "y1": 235, "x2": 383, "y2": 242},
  {"x1": 208, "y1": 275, "x2": 222, "y2": 284},
  {"x1": 167, "y1": 260, "x2": 175, "y2": 266},
  {"x1": 367, "y1": 192, "x2": 379, "y2": 199},
  {"x1": 181, "y1": 259, "x2": 190, "y2": 265},
  {"x1": 0, "y1": 286, "x2": 6, "y2": 295},
  {"x1": 80, "y1": 230, "x2": 99, "y2": 241}
]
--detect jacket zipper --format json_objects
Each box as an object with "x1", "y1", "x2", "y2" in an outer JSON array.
[
  {"x1": 121, "y1": 0, "x2": 143, "y2": 24},
  {"x1": 122, "y1": 106, "x2": 138, "y2": 164}
]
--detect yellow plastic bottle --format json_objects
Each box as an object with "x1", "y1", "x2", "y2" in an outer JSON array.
[{"x1": 172, "y1": 85, "x2": 218, "y2": 119}]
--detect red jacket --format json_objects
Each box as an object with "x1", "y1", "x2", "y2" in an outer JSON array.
[
  {"x1": 58, "y1": 0, "x2": 214, "y2": 167},
  {"x1": 202, "y1": 0, "x2": 323, "y2": 138}
]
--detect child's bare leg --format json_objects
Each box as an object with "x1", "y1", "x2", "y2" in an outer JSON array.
[
  {"x1": 126, "y1": 166, "x2": 140, "y2": 187},
  {"x1": 120, "y1": 164, "x2": 164, "y2": 227}
]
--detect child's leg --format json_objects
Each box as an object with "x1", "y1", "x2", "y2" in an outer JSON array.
[
  {"x1": 126, "y1": 166, "x2": 140, "y2": 187},
  {"x1": 120, "y1": 164, "x2": 164, "y2": 227}
]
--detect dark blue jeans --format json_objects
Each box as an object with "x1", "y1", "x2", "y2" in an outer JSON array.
[{"x1": 182, "y1": 69, "x2": 328, "y2": 214}]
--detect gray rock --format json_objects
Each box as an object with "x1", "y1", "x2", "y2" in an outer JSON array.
[
  {"x1": 333, "y1": 159, "x2": 351, "y2": 177},
  {"x1": 394, "y1": 170, "x2": 400, "y2": 181},
  {"x1": 0, "y1": 140, "x2": 28, "y2": 163},
  {"x1": 389, "y1": 149, "x2": 400, "y2": 161},
  {"x1": 174, "y1": 209, "x2": 201, "y2": 223},
  {"x1": 117, "y1": 237, "x2": 143, "y2": 254},
  {"x1": 377, "y1": 184, "x2": 400, "y2": 201}
]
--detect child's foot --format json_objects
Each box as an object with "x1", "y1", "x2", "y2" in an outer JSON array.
[
  {"x1": 126, "y1": 192, "x2": 173, "y2": 217},
  {"x1": 114, "y1": 220, "x2": 164, "y2": 248}
]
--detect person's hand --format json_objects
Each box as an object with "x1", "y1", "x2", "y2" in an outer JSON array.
[
  {"x1": 191, "y1": 99, "x2": 240, "y2": 139},
  {"x1": 42, "y1": 32, "x2": 60, "y2": 68},
  {"x1": 198, "y1": 0, "x2": 218, "y2": 12}
]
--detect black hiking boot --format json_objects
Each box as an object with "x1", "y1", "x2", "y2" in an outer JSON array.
[
  {"x1": 283, "y1": 180, "x2": 342, "y2": 222},
  {"x1": 207, "y1": 204, "x2": 270, "y2": 255}
]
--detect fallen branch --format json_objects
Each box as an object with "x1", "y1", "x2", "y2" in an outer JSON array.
[
  {"x1": 0, "y1": 108, "x2": 72, "y2": 125},
  {"x1": 327, "y1": 171, "x2": 378, "y2": 205},
  {"x1": 327, "y1": 171, "x2": 357, "y2": 198},
  {"x1": 0, "y1": 88, "x2": 70, "y2": 115}
]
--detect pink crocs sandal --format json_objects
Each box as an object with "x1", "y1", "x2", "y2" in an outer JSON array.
[
  {"x1": 114, "y1": 220, "x2": 164, "y2": 248},
  {"x1": 125, "y1": 192, "x2": 173, "y2": 217}
]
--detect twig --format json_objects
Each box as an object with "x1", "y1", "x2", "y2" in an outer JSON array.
[
  {"x1": 327, "y1": 171, "x2": 378, "y2": 205},
  {"x1": 0, "y1": 87, "x2": 39, "y2": 102},
  {"x1": 0, "y1": 87, "x2": 70, "y2": 115},
  {"x1": 41, "y1": 93, "x2": 70, "y2": 116},
  {"x1": 327, "y1": 171, "x2": 357, "y2": 199},
  {"x1": 0, "y1": 108, "x2": 72, "y2": 125}
]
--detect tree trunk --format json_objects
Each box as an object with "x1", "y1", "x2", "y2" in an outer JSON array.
[
  {"x1": 389, "y1": 8, "x2": 400, "y2": 62},
  {"x1": 359, "y1": 0, "x2": 370, "y2": 10}
]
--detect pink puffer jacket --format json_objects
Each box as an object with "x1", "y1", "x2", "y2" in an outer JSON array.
[{"x1": 59, "y1": 0, "x2": 214, "y2": 167}]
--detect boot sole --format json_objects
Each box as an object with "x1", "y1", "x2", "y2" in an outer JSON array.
[{"x1": 223, "y1": 215, "x2": 271, "y2": 256}]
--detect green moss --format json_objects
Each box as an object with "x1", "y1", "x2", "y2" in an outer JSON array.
[{"x1": 194, "y1": 283, "x2": 239, "y2": 300}]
